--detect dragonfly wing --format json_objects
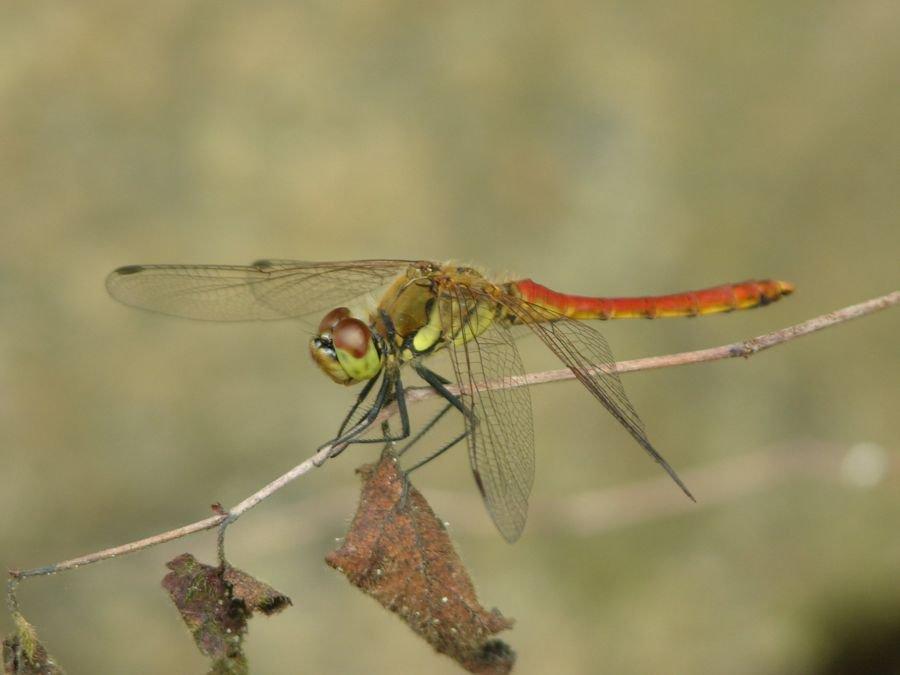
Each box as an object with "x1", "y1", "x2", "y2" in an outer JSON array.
[
  {"x1": 439, "y1": 284, "x2": 535, "y2": 543},
  {"x1": 498, "y1": 296, "x2": 694, "y2": 500},
  {"x1": 106, "y1": 259, "x2": 413, "y2": 321}
]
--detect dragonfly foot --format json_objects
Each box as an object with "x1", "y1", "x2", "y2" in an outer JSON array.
[{"x1": 398, "y1": 470, "x2": 413, "y2": 510}]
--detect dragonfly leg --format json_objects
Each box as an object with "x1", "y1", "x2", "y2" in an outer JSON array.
[
  {"x1": 392, "y1": 368, "x2": 411, "y2": 439},
  {"x1": 413, "y1": 364, "x2": 453, "y2": 386},
  {"x1": 396, "y1": 403, "x2": 454, "y2": 457},
  {"x1": 396, "y1": 362, "x2": 477, "y2": 472},
  {"x1": 336, "y1": 367, "x2": 411, "y2": 445},
  {"x1": 336, "y1": 375, "x2": 379, "y2": 437},
  {"x1": 403, "y1": 428, "x2": 469, "y2": 475},
  {"x1": 413, "y1": 363, "x2": 477, "y2": 426},
  {"x1": 327, "y1": 369, "x2": 412, "y2": 457},
  {"x1": 325, "y1": 374, "x2": 391, "y2": 457}
]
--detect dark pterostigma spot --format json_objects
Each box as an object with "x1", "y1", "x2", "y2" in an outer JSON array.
[{"x1": 113, "y1": 265, "x2": 144, "y2": 275}]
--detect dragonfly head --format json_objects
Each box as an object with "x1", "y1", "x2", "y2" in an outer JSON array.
[{"x1": 309, "y1": 307, "x2": 383, "y2": 385}]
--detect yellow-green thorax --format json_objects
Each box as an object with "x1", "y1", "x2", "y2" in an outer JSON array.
[{"x1": 375, "y1": 263, "x2": 502, "y2": 365}]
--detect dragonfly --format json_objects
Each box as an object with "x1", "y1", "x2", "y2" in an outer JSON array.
[{"x1": 107, "y1": 259, "x2": 794, "y2": 542}]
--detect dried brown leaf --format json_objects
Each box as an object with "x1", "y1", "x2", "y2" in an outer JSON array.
[
  {"x1": 326, "y1": 454, "x2": 515, "y2": 674},
  {"x1": 222, "y1": 567, "x2": 292, "y2": 616},
  {"x1": 161, "y1": 553, "x2": 291, "y2": 674},
  {"x1": 3, "y1": 614, "x2": 65, "y2": 675}
]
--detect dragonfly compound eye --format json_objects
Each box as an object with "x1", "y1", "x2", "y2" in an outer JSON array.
[
  {"x1": 317, "y1": 307, "x2": 351, "y2": 335},
  {"x1": 331, "y1": 318, "x2": 382, "y2": 383}
]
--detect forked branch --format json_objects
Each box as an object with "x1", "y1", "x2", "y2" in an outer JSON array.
[{"x1": 8, "y1": 290, "x2": 898, "y2": 584}]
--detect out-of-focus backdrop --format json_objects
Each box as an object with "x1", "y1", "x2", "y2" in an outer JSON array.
[{"x1": 1, "y1": 3, "x2": 898, "y2": 674}]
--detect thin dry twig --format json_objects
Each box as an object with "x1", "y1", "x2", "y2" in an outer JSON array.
[{"x1": 8, "y1": 290, "x2": 897, "y2": 584}]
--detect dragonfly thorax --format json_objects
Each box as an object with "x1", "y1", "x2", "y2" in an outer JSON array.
[{"x1": 309, "y1": 307, "x2": 383, "y2": 385}]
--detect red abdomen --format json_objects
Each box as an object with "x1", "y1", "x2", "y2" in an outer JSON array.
[{"x1": 510, "y1": 279, "x2": 794, "y2": 320}]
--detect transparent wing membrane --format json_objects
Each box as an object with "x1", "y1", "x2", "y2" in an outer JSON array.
[
  {"x1": 106, "y1": 259, "x2": 413, "y2": 321},
  {"x1": 498, "y1": 296, "x2": 693, "y2": 500},
  {"x1": 439, "y1": 284, "x2": 535, "y2": 543}
]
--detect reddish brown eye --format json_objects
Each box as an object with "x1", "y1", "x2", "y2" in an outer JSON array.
[
  {"x1": 332, "y1": 318, "x2": 372, "y2": 358},
  {"x1": 318, "y1": 307, "x2": 351, "y2": 334}
]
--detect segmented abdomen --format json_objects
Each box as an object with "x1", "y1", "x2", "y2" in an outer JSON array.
[{"x1": 510, "y1": 278, "x2": 794, "y2": 320}]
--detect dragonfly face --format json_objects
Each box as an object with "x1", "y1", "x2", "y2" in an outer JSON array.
[{"x1": 309, "y1": 307, "x2": 383, "y2": 385}]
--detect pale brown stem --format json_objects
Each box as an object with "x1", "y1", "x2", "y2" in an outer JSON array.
[{"x1": 9, "y1": 290, "x2": 897, "y2": 582}]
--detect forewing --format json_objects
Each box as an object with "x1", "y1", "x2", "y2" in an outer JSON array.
[
  {"x1": 439, "y1": 284, "x2": 535, "y2": 543},
  {"x1": 498, "y1": 295, "x2": 694, "y2": 500},
  {"x1": 105, "y1": 259, "x2": 412, "y2": 320}
]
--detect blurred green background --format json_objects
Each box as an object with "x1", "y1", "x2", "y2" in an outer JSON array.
[{"x1": 1, "y1": 2, "x2": 898, "y2": 673}]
